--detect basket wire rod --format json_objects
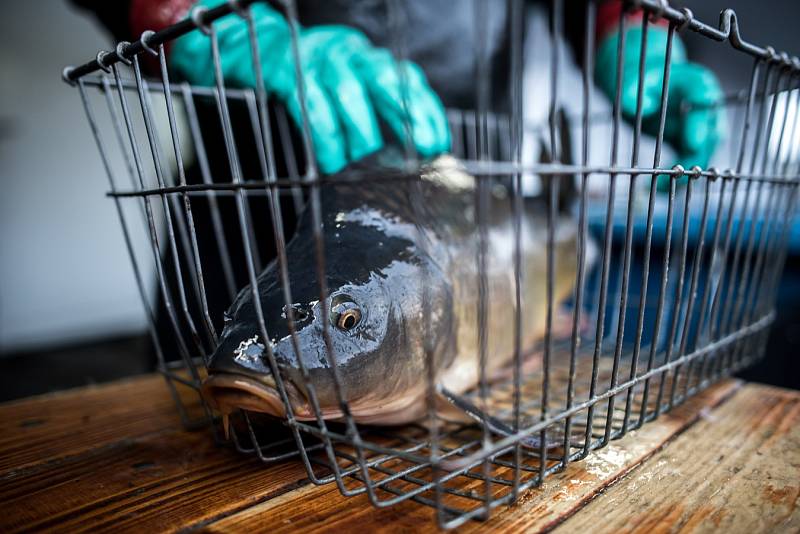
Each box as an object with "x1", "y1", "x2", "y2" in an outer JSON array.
[
  {"x1": 235, "y1": 5, "x2": 348, "y2": 490},
  {"x1": 745, "y1": 189, "x2": 796, "y2": 370},
  {"x1": 725, "y1": 176, "x2": 787, "y2": 368},
  {"x1": 178, "y1": 82, "x2": 238, "y2": 302},
  {"x1": 77, "y1": 71, "x2": 765, "y2": 129},
  {"x1": 240, "y1": 10, "x2": 277, "y2": 186},
  {"x1": 165, "y1": 188, "x2": 213, "y2": 346},
  {"x1": 110, "y1": 63, "x2": 201, "y2": 382},
  {"x1": 713, "y1": 61, "x2": 778, "y2": 376},
  {"x1": 273, "y1": 106, "x2": 305, "y2": 218},
  {"x1": 465, "y1": 111, "x2": 478, "y2": 160},
  {"x1": 413, "y1": 175, "x2": 442, "y2": 513},
  {"x1": 99, "y1": 75, "x2": 178, "y2": 311},
  {"x1": 667, "y1": 176, "x2": 712, "y2": 409},
  {"x1": 768, "y1": 72, "x2": 798, "y2": 176},
  {"x1": 237, "y1": 412, "x2": 324, "y2": 463},
  {"x1": 784, "y1": 92, "x2": 800, "y2": 178},
  {"x1": 386, "y1": 0, "x2": 418, "y2": 167},
  {"x1": 378, "y1": 0, "x2": 444, "y2": 517},
  {"x1": 140, "y1": 75, "x2": 214, "y2": 351},
  {"x1": 762, "y1": 181, "x2": 800, "y2": 317},
  {"x1": 156, "y1": 44, "x2": 219, "y2": 346},
  {"x1": 379, "y1": 1, "x2": 448, "y2": 510},
  {"x1": 317, "y1": 438, "x2": 560, "y2": 524},
  {"x1": 421, "y1": 193, "x2": 443, "y2": 518},
  {"x1": 201, "y1": 13, "x2": 313, "y2": 473},
  {"x1": 447, "y1": 109, "x2": 464, "y2": 157},
  {"x1": 322, "y1": 448, "x2": 475, "y2": 508},
  {"x1": 279, "y1": 0, "x2": 380, "y2": 502},
  {"x1": 540, "y1": 0, "x2": 562, "y2": 477},
  {"x1": 634, "y1": 0, "x2": 795, "y2": 65},
  {"x1": 99, "y1": 77, "x2": 138, "y2": 192},
  {"x1": 240, "y1": 102, "x2": 342, "y2": 469},
  {"x1": 472, "y1": 0, "x2": 494, "y2": 519},
  {"x1": 85, "y1": 73, "x2": 255, "y2": 100},
  {"x1": 100, "y1": 75, "x2": 190, "y2": 340},
  {"x1": 653, "y1": 172, "x2": 692, "y2": 416},
  {"x1": 714, "y1": 72, "x2": 798, "y2": 380},
  {"x1": 357, "y1": 0, "x2": 440, "y2": 505},
  {"x1": 436, "y1": 312, "x2": 774, "y2": 471},
  {"x1": 131, "y1": 56, "x2": 210, "y2": 354},
  {"x1": 333, "y1": 431, "x2": 570, "y2": 511},
  {"x1": 751, "y1": 74, "x2": 800, "y2": 309},
  {"x1": 631, "y1": 19, "x2": 679, "y2": 430},
  {"x1": 105, "y1": 71, "x2": 217, "y2": 348},
  {"x1": 736, "y1": 80, "x2": 795, "y2": 333},
  {"x1": 763, "y1": 87, "x2": 800, "y2": 306},
  {"x1": 75, "y1": 79, "x2": 206, "y2": 429},
  {"x1": 137, "y1": 72, "x2": 211, "y2": 348},
  {"x1": 104, "y1": 164, "x2": 800, "y2": 199},
  {"x1": 731, "y1": 185, "x2": 782, "y2": 367},
  {"x1": 566, "y1": 0, "x2": 596, "y2": 457},
  {"x1": 284, "y1": 312, "x2": 772, "y2": 471},
  {"x1": 753, "y1": 183, "x2": 793, "y2": 321},
  {"x1": 696, "y1": 59, "x2": 763, "y2": 385},
  {"x1": 681, "y1": 174, "x2": 728, "y2": 395},
  {"x1": 299, "y1": 434, "x2": 472, "y2": 496},
  {"x1": 712, "y1": 103, "x2": 770, "y2": 376},
  {"x1": 508, "y1": 0, "x2": 525, "y2": 497},
  {"x1": 608, "y1": 13, "x2": 650, "y2": 441},
  {"x1": 637, "y1": 179, "x2": 677, "y2": 426},
  {"x1": 583, "y1": 4, "x2": 627, "y2": 456},
  {"x1": 238, "y1": 8, "x2": 354, "y2": 489},
  {"x1": 724, "y1": 66, "x2": 789, "y2": 347}
]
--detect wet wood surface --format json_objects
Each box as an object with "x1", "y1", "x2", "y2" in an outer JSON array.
[{"x1": 1, "y1": 375, "x2": 798, "y2": 533}]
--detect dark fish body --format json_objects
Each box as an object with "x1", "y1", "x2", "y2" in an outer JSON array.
[{"x1": 203, "y1": 156, "x2": 578, "y2": 425}]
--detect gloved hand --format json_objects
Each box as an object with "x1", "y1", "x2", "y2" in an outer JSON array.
[
  {"x1": 594, "y1": 7, "x2": 724, "y2": 182},
  {"x1": 169, "y1": 0, "x2": 450, "y2": 174}
]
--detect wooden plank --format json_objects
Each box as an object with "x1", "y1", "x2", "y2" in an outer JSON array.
[
  {"x1": 0, "y1": 374, "x2": 199, "y2": 475},
  {"x1": 0, "y1": 422, "x2": 312, "y2": 533},
  {"x1": 0, "y1": 373, "x2": 316, "y2": 534},
  {"x1": 202, "y1": 380, "x2": 742, "y2": 533},
  {"x1": 555, "y1": 384, "x2": 800, "y2": 534}
]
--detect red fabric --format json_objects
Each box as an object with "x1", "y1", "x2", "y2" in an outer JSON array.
[
  {"x1": 596, "y1": 1, "x2": 669, "y2": 43},
  {"x1": 129, "y1": 0, "x2": 195, "y2": 41}
]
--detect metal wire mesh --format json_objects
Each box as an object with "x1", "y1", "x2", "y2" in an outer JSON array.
[{"x1": 63, "y1": 0, "x2": 799, "y2": 527}]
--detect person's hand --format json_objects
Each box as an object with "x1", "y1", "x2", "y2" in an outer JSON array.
[
  {"x1": 169, "y1": 0, "x2": 450, "y2": 174},
  {"x1": 594, "y1": 17, "x2": 724, "y2": 179}
]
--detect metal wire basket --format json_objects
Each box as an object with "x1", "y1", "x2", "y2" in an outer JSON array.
[{"x1": 64, "y1": 0, "x2": 799, "y2": 528}]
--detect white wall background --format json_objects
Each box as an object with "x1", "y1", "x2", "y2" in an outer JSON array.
[{"x1": 0, "y1": 2, "x2": 150, "y2": 352}]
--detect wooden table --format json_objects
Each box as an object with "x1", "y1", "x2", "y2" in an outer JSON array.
[{"x1": 1, "y1": 375, "x2": 798, "y2": 533}]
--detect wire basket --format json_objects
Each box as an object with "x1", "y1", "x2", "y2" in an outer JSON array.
[{"x1": 63, "y1": 0, "x2": 799, "y2": 528}]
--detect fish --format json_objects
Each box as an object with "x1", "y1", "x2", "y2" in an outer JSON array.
[{"x1": 200, "y1": 152, "x2": 581, "y2": 428}]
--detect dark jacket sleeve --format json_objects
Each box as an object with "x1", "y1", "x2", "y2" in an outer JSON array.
[
  {"x1": 563, "y1": 1, "x2": 590, "y2": 67},
  {"x1": 69, "y1": 0, "x2": 133, "y2": 42}
]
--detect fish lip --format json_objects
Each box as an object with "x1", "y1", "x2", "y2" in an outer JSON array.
[{"x1": 201, "y1": 373, "x2": 310, "y2": 419}]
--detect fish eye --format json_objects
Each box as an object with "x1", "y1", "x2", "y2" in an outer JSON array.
[{"x1": 330, "y1": 296, "x2": 362, "y2": 331}]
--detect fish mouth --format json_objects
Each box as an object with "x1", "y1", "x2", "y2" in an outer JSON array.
[{"x1": 201, "y1": 373, "x2": 311, "y2": 420}]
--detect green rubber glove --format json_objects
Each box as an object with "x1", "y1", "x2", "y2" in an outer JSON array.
[
  {"x1": 595, "y1": 25, "x2": 724, "y2": 182},
  {"x1": 170, "y1": 0, "x2": 450, "y2": 174}
]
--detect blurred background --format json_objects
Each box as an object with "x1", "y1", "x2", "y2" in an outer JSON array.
[{"x1": 1, "y1": 0, "x2": 799, "y2": 401}]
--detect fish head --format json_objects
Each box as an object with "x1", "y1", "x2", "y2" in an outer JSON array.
[{"x1": 203, "y1": 185, "x2": 455, "y2": 424}]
